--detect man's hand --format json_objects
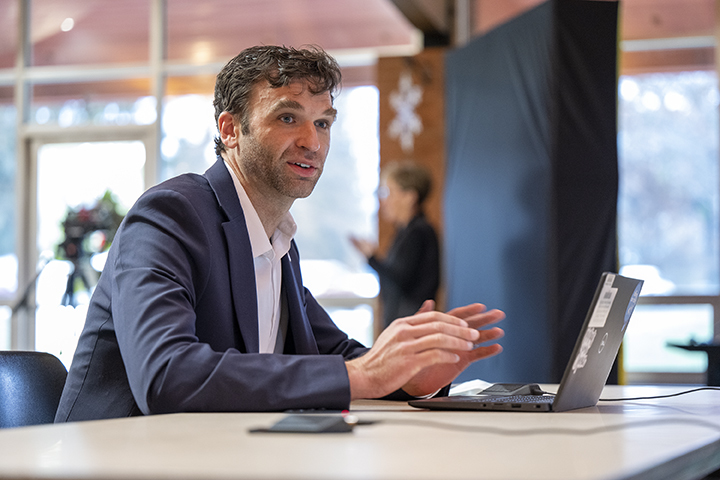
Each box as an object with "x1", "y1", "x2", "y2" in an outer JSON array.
[
  {"x1": 345, "y1": 301, "x2": 504, "y2": 400},
  {"x1": 401, "y1": 301, "x2": 504, "y2": 396}
]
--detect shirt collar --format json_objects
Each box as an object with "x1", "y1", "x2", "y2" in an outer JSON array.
[{"x1": 223, "y1": 161, "x2": 296, "y2": 259}]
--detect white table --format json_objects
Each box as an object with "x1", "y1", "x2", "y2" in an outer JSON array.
[{"x1": 0, "y1": 385, "x2": 719, "y2": 480}]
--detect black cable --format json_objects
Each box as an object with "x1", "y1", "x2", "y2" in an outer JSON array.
[{"x1": 598, "y1": 386, "x2": 720, "y2": 402}]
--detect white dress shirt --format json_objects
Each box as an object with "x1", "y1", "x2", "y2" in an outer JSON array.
[{"x1": 224, "y1": 162, "x2": 296, "y2": 353}]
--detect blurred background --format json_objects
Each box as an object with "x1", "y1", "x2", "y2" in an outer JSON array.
[{"x1": 0, "y1": 0, "x2": 718, "y2": 385}]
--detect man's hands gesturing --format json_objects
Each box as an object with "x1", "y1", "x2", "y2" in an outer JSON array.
[{"x1": 345, "y1": 301, "x2": 505, "y2": 400}]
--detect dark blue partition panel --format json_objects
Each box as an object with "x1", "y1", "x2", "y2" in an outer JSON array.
[
  {"x1": 445, "y1": 3, "x2": 554, "y2": 383},
  {"x1": 444, "y1": 0, "x2": 619, "y2": 384}
]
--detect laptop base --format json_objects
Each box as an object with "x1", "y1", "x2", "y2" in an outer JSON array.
[{"x1": 409, "y1": 395, "x2": 554, "y2": 412}]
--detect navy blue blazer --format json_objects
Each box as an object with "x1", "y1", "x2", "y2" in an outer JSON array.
[{"x1": 55, "y1": 158, "x2": 369, "y2": 422}]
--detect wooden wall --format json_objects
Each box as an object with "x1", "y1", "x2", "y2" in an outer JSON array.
[{"x1": 376, "y1": 47, "x2": 447, "y2": 326}]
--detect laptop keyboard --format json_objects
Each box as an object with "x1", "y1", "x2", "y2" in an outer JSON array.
[{"x1": 481, "y1": 383, "x2": 528, "y2": 394}]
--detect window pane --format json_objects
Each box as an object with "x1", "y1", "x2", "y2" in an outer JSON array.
[
  {"x1": 623, "y1": 304, "x2": 713, "y2": 373},
  {"x1": 36, "y1": 142, "x2": 145, "y2": 257},
  {"x1": 618, "y1": 72, "x2": 720, "y2": 295},
  {"x1": 161, "y1": 90, "x2": 216, "y2": 180},
  {"x1": 31, "y1": 0, "x2": 149, "y2": 66},
  {"x1": 36, "y1": 141, "x2": 146, "y2": 366},
  {"x1": 0, "y1": 305, "x2": 9, "y2": 349},
  {"x1": 0, "y1": 88, "x2": 17, "y2": 299},
  {"x1": 32, "y1": 80, "x2": 154, "y2": 127}
]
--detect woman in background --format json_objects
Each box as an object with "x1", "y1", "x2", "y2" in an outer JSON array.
[{"x1": 351, "y1": 161, "x2": 440, "y2": 329}]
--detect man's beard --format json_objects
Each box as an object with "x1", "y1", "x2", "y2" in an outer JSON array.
[{"x1": 240, "y1": 133, "x2": 323, "y2": 200}]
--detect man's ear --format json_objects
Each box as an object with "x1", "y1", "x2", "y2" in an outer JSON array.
[{"x1": 218, "y1": 111, "x2": 240, "y2": 149}]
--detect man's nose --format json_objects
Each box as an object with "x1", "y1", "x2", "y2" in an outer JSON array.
[{"x1": 297, "y1": 122, "x2": 321, "y2": 152}]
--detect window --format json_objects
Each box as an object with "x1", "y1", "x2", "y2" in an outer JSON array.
[
  {"x1": 618, "y1": 72, "x2": 719, "y2": 295},
  {"x1": 31, "y1": 81, "x2": 154, "y2": 127},
  {"x1": 160, "y1": 91, "x2": 217, "y2": 180},
  {"x1": 0, "y1": 90, "x2": 16, "y2": 304},
  {"x1": 0, "y1": 306, "x2": 10, "y2": 348},
  {"x1": 34, "y1": 141, "x2": 146, "y2": 366},
  {"x1": 618, "y1": 71, "x2": 720, "y2": 382}
]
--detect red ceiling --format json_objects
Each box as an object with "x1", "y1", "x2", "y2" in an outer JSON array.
[
  {"x1": 0, "y1": 0, "x2": 417, "y2": 68},
  {"x1": 0, "y1": 0, "x2": 716, "y2": 78}
]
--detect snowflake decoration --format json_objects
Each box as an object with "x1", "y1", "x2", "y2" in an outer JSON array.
[{"x1": 388, "y1": 71, "x2": 423, "y2": 153}]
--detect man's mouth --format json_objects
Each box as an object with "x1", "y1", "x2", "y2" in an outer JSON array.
[{"x1": 288, "y1": 161, "x2": 318, "y2": 178}]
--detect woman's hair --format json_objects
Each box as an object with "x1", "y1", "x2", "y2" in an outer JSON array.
[
  {"x1": 383, "y1": 160, "x2": 433, "y2": 206},
  {"x1": 213, "y1": 45, "x2": 342, "y2": 155}
]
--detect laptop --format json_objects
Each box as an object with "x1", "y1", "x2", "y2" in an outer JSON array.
[{"x1": 409, "y1": 272, "x2": 643, "y2": 412}]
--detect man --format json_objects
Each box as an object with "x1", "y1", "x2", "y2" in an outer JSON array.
[{"x1": 55, "y1": 45, "x2": 504, "y2": 421}]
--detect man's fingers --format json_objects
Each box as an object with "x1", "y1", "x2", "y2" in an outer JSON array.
[
  {"x1": 468, "y1": 343, "x2": 504, "y2": 361},
  {"x1": 397, "y1": 305, "x2": 505, "y2": 333},
  {"x1": 348, "y1": 303, "x2": 506, "y2": 401},
  {"x1": 464, "y1": 309, "x2": 506, "y2": 329},
  {"x1": 406, "y1": 327, "x2": 503, "y2": 359},
  {"x1": 473, "y1": 326, "x2": 505, "y2": 345},
  {"x1": 393, "y1": 318, "x2": 481, "y2": 343},
  {"x1": 416, "y1": 299, "x2": 435, "y2": 314},
  {"x1": 413, "y1": 349, "x2": 461, "y2": 366},
  {"x1": 407, "y1": 332, "x2": 477, "y2": 354},
  {"x1": 396, "y1": 324, "x2": 503, "y2": 360},
  {"x1": 399, "y1": 311, "x2": 468, "y2": 328},
  {"x1": 395, "y1": 310, "x2": 504, "y2": 343},
  {"x1": 391, "y1": 309, "x2": 505, "y2": 349},
  {"x1": 446, "y1": 303, "x2": 487, "y2": 318}
]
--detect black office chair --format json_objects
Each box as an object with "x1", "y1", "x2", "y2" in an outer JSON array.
[{"x1": 0, "y1": 351, "x2": 68, "y2": 428}]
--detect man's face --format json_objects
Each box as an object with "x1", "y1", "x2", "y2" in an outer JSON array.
[{"x1": 235, "y1": 80, "x2": 337, "y2": 205}]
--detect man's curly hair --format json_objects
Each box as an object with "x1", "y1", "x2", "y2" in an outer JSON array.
[{"x1": 213, "y1": 45, "x2": 342, "y2": 156}]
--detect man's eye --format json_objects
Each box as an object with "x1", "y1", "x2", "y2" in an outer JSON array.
[
  {"x1": 315, "y1": 120, "x2": 330, "y2": 129},
  {"x1": 280, "y1": 115, "x2": 294, "y2": 124}
]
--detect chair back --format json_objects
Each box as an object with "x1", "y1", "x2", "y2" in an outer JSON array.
[{"x1": 0, "y1": 351, "x2": 67, "y2": 428}]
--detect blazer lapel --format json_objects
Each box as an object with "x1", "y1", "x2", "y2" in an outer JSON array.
[
  {"x1": 282, "y1": 251, "x2": 319, "y2": 355},
  {"x1": 206, "y1": 158, "x2": 260, "y2": 353}
]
